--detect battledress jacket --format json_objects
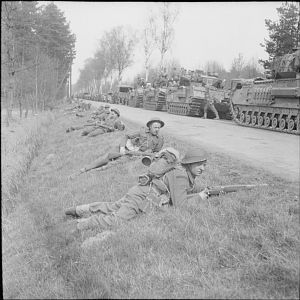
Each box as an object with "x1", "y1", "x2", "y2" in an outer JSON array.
[
  {"x1": 159, "y1": 165, "x2": 203, "y2": 207},
  {"x1": 120, "y1": 127, "x2": 164, "y2": 153},
  {"x1": 101, "y1": 116, "x2": 124, "y2": 132}
]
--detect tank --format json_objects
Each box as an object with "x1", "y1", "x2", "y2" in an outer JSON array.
[
  {"x1": 166, "y1": 75, "x2": 230, "y2": 117},
  {"x1": 143, "y1": 86, "x2": 168, "y2": 111},
  {"x1": 230, "y1": 48, "x2": 300, "y2": 134},
  {"x1": 128, "y1": 87, "x2": 144, "y2": 107},
  {"x1": 166, "y1": 80, "x2": 205, "y2": 116}
]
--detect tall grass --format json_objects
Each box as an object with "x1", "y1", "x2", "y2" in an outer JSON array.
[
  {"x1": 2, "y1": 108, "x2": 299, "y2": 299},
  {"x1": 1, "y1": 112, "x2": 55, "y2": 215}
]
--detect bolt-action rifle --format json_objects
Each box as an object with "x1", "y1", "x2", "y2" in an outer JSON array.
[
  {"x1": 187, "y1": 184, "x2": 269, "y2": 199},
  {"x1": 83, "y1": 122, "x2": 114, "y2": 132}
]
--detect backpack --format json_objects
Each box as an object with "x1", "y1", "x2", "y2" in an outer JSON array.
[{"x1": 138, "y1": 148, "x2": 179, "y2": 186}]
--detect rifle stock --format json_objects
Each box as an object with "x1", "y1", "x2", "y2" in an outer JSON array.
[{"x1": 187, "y1": 184, "x2": 268, "y2": 199}]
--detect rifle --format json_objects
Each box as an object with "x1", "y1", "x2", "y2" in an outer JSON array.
[
  {"x1": 83, "y1": 123, "x2": 114, "y2": 131},
  {"x1": 187, "y1": 184, "x2": 269, "y2": 199}
]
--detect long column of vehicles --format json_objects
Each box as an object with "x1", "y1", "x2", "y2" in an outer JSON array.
[{"x1": 76, "y1": 49, "x2": 300, "y2": 134}]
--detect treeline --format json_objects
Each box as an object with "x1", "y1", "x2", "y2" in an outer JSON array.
[
  {"x1": 1, "y1": 1, "x2": 76, "y2": 125},
  {"x1": 75, "y1": 2, "x2": 299, "y2": 95},
  {"x1": 74, "y1": 26, "x2": 136, "y2": 96}
]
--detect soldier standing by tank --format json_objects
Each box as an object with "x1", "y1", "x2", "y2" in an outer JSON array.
[
  {"x1": 202, "y1": 83, "x2": 220, "y2": 120},
  {"x1": 64, "y1": 148, "x2": 210, "y2": 235}
]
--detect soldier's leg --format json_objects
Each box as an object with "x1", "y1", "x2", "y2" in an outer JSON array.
[
  {"x1": 76, "y1": 197, "x2": 141, "y2": 231},
  {"x1": 203, "y1": 103, "x2": 208, "y2": 119},
  {"x1": 66, "y1": 125, "x2": 84, "y2": 132},
  {"x1": 87, "y1": 128, "x2": 105, "y2": 137},
  {"x1": 209, "y1": 103, "x2": 220, "y2": 119},
  {"x1": 75, "y1": 197, "x2": 127, "y2": 217},
  {"x1": 81, "y1": 126, "x2": 97, "y2": 136},
  {"x1": 83, "y1": 150, "x2": 122, "y2": 172}
]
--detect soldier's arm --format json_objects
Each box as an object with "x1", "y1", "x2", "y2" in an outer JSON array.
[
  {"x1": 119, "y1": 131, "x2": 141, "y2": 148},
  {"x1": 153, "y1": 135, "x2": 164, "y2": 152}
]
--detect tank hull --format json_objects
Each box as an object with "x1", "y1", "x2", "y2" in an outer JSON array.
[
  {"x1": 230, "y1": 77, "x2": 300, "y2": 134},
  {"x1": 128, "y1": 89, "x2": 144, "y2": 108},
  {"x1": 143, "y1": 88, "x2": 167, "y2": 111}
]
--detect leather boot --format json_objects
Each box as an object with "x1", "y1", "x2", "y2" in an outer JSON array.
[{"x1": 65, "y1": 207, "x2": 78, "y2": 217}]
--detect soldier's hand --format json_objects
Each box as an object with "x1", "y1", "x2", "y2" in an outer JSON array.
[
  {"x1": 120, "y1": 147, "x2": 126, "y2": 155},
  {"x1": 199, "y1": 188, "x2": 209, "y2": 201}
]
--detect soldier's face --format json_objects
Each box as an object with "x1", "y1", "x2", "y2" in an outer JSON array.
[
  {"x1": 189, "y1": 161, "x2": 206, "y2": 176},
  {"x1": 110, "y1": 111, "x2": 117, "y2": 117},
  {"x1": 149, "y1": 122, "x2": 161, "y2": 136}
]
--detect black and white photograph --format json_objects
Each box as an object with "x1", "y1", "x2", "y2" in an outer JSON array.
[{"x1": 2, "y1": 1, "x2": 299, "y2": 299}]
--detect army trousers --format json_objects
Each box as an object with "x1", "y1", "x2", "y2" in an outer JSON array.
[
  {"x1": 203, "y1": 102, "x2": 219, "y2": 119},
  {"x1": 81, "y1": 126, "x2": 103, "y2": 136},
  {"x1": 75, "y1": 184, "x2": 166, "y2": 231},
  {"x1": 85, "y1": 127, "x2": 107, "y2": 137}
]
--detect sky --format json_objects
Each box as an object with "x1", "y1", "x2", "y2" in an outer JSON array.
[{"x1": 48, "y1": 1, "x2": 284, "y2": 84}]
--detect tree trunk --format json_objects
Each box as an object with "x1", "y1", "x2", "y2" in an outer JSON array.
[
  {"x1": 19, "y1": 97, "x2": 22, "y2": 118},
  {"x1": 24, "y1": 94, "x2": 29, "y2": 118},
  {"x1": 35, "y1": 49, "x2": 38, "y2": 113},
  {"x1": 145, "y1": 65, "x2": 149, "y2": 82}
]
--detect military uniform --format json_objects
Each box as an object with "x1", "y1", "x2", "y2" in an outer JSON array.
[
  {"x1": 81, "y1": 115, "x2": 124, "y2": 137},
  {"x1": 73, "y1": 164, "x2": 203, "y2": 231},
  {"x1": 78, "y1": 118, "x2": 165, "y2": 173},
  {"x1": 119, "y1": 127, "x2": 164, "y2": 153},
  {"x1": 203, "y1": 86, "x2": 220, "y2": 119}
]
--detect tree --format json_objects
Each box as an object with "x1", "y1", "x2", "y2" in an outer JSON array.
[
  {"x1": 230, "y1": 53, "x2": 245, "y2": 78},
  {"x1": 241, "y1": 58, "x2": 264, "y2": 79},
  {"x1": 204, "y1": 60, "x2": 227, "y2": 78},
  {"x1": 101, "y1": 26, "x2": 136, "y2": 84},
  {"x1": 153, "y1": 2, "x2": 178, "y2": 69},
  {"x1": 260, "y1": 2, "x2": 300, "y2": 68},
  {"x1": 1, "y1": 1, "x2": 76, "y2": 124},
  {"x1": 142, "y1": 15, "x2": 156, "y2": 82}
]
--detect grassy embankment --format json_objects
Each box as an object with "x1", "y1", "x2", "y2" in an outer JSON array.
[{"x1": 2, "y1": 106, "x2": 299, "y2": 299}]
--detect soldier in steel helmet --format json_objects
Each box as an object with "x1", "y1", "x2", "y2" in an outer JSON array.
[
  {"x1": 81, "y1": 108, "x2": 125, "y2": 137},
  {"x1": 64, "y1": 147, "x2": 209, "y2": 234},
  {"x1": 69, "y1": 117, "x2": 165, "y2": 177}
]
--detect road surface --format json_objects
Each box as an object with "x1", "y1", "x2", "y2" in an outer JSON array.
[{"x1": 87, "y1": 101, "x2": 299, "y2": 183}]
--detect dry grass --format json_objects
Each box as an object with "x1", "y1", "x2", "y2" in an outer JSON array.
[
  {"x1": 1, "y1": 111, "x2": 55, "y2": 215},
  {"x1": 2, "y1": 107, "x2": 299, "y2": 299}
]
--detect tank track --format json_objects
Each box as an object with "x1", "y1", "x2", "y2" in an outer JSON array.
[
  {"x1": 143, "y1": 94, "x2": 167, "y2": 111},
  {"x1": 230, "y1": 102, "x2": 300, "y2": 135},
  {"x1": 167, "y1": 99, "x2": 202, "y2": 116},
  {"x1": 128, "y1": 95, "x2": 143, "y2": 108}
]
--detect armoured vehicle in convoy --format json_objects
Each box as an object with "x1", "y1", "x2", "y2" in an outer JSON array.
[
  {"x1": 143, "y1": 85, "x2": 168, "y2": 111},
  {"x1": 128, "y1": 86, "x2": 144, "y2": 107},
  {"x1": 117, "y1": 85, "x2": 133, "y2": 105},
  {"x1": 166, "y1": 74, "x2": 230, "y2": 118},
  {"x1": 230, "y1": 48, "x2": 300, "y2": 134}
]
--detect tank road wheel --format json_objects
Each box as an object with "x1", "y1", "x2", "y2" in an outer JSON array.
[
  {"x1": 271, "y1": 117, "x2": 278, "y2": 129},
  {"x1": 287, "y1": 119, "x2": 295, "y2": 132},
  {"x1": 258, "y1": 115, "x2": 264, "y2": 126},
  {"x1": 251, "y1": 115, "x2": 257, "y2": 125},
  {"x1": 279, "y1": 118, "x2": 286, "y2": 130},
  {"x1": 264, "y1": 116, "x2": 271, "y2": 128},
  {"x1": 239, "y1": 112, "x2": 245, "y2": 123},
  {"x1": 245, "y1": 113, "x2": 251, "y2": 125}
]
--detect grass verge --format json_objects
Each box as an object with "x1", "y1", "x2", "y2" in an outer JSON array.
[{"x1": 2, "y1": 107, "x2": 299, "y2": 299}]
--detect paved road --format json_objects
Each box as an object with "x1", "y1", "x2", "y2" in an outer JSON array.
[{"x1": 88, "y1": 101, "x2": 300, "y2": 183}]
